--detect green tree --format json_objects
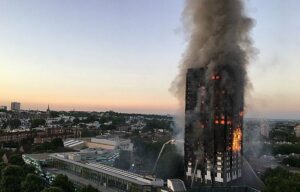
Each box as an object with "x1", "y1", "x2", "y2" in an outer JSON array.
[
  {"x1": 8, "y1": 119, "x2": 21, "y2": 129},
  {"x1": 21, "y1": 173, "x2": 45, "y2": 192},
  {"x1": 52, "y1": 174, "x2": 75, "y2": 192},
  {"x1": 111, "y1": 116, "x2": 125, "y2": 126},
  {"x1": 273, "y1": 144, "x2": 300, "y2": 155},
  {"x1": 49, "y1": 111, "x2": 60, "y2": 118},
  {"x1": 72, "y1": 118, "x2": 80, "y2": 125},
  {"x1": 0, "y1": 162, "x2": 6, "y2": 180},
  {"x1": 22, "y1": 164, "x2": 35, "y2": 177},
  {"x1": 142, "y1": 119, "x2": 172, "y2": 133},
  {"x1": 263, "y1": 168, "x2": 300, "y2": 192},
  {"x1": 1, "y1": 120, "x2": 7, "y2": 129},
  {"x1": 156, "y1": 145, "x2": 184, "y2": 180},
  {"x1": 9, "y1": 154, "x2": 25, "y2": 166},
  {"x1": 282, "y1": 157, "x2": 300, "y2": 168},
  {"x1": 50, "y1": 138, "x2": 64, "y2": 149},
  {"x1": 41, "y1": 187, "x2": 64, "y2": 192},
  {"x1": 83, "y1": 115, "x2": 98, "y2": 123},
  {"x1": 57, "y1": 119, "x2": 65, "y2": 125},
  {"x1": 31, "y1": 119, "x2": 46, "y2": 128},
  {"x1": 78, "y1": 185, "x2": 99, "y2": 192},
  {"x1": 1, "y1": 165, "x2": 23, "y2": 192}
]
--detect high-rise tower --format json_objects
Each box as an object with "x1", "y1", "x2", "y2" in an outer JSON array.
[
  {"x1": 185, "y1": 67, "x2": 243, "y2": 187},
  {"x1": 11, "y1": 102, "x2": 21, "y2": 111}
]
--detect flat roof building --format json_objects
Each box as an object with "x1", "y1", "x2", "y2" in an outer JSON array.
[
  {"x1": 294, "y1": 125, "x2": 300, "y2": 138},
  {"x1": 89, "y1": 136, "x2": 133, "y2": 151},
  {"x1": 23, "y1": 153, "x2": 164, "y2": 192},
  {"x1": 0, "y1": 106, "x2": 7, "y2": 111},
  {"x1": 11, "y1": 102, "x2": 21, "y2": 111}
]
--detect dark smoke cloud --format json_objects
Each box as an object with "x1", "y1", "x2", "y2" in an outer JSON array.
[
  {"x1": 170, "y1": 0, "x2": 255, "y2": 142},
  {"x1": 171, "y1": 0, "x2": 254, "y2": 100}
]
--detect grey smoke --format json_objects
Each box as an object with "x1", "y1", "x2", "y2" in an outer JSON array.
[{"x1": 170, "y1": 0, "x2": 255, "y2": 143}]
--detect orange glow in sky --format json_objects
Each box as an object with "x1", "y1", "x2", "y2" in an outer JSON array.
[{"x1": 1, "y1": 0, "x2": 300, "y2": 118}]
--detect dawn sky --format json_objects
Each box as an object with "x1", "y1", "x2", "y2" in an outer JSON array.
[{"x1": 1, "y1": 0, "x2": 300, "y2": 119}]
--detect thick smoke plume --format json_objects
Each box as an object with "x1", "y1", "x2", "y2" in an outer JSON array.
[{"x1": 171, "y1": 0, "x2": 255, "y2": 142}]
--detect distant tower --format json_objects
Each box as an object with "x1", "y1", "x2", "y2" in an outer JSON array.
[
  {"x1": 11, "y1": 102, "x2": 21, "y2": 111},
  {"x1": 46, "y1": 105, "x2": 51, "y2": 119},
  {"x1": 185, "y1": 67, "x2": 244, "y2": 187}
]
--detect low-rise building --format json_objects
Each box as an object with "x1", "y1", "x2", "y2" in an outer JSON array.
[
  {"x1": 0, "y1": 106, "x2": 7, "y2": 111},
  {"x1": 88, "y1": 136, "x2": 133, "y2": 151},
  {"x1": 294, "y1": 125, "x2": 300, "y2": 138},
  {"x1": 64, "y1": 139, "x2": 85, "y2": 149},
  {"x1": 23, "y1": 153, "x2": 164, "y2": 192},
  {"x1": 0, "y1": 131, "x2": 33, "y2": 143}
]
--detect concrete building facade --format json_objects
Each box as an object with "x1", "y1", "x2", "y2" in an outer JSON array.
[
  {"x1": 294, "y1": 125, "x2": 300, "y2": 138},
  {"x1": 11, "y1": 102, "x2": 21, "y2": 111}
]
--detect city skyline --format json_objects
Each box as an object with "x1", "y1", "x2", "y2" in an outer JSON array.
[{"x1": 1, "y1": 0, "x2": 300, "y2": 119}]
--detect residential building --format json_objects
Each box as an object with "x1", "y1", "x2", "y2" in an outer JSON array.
[
  {"x1": 185, "y1": 68, "x2": 244, "y2": 186},
  {"x1": 88, "y1": 136, "x2": 133, "y2": 151},
  {"x1": 0, "y1": 106, "x2": 7, "y2": 111},
  {"x1": 11, "y1": 102, "x2": 21, "y2": 111},
  {"x1": 294, "y1": 125, "x2": 300, "y2": 138}
]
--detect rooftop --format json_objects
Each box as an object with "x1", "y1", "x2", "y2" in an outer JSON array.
[
  {"x1": 46, "y1": 168, "x2": 117, "y2": 192},
  {"x1": 64, "y1": 139, "x2": 85, "y2": 148},
  {"x1": 49, "y1": 153, "x2": 163, "y2": 186},
  {"x1": 23, "y1": 153, "x2": 51, "y2": 161}
]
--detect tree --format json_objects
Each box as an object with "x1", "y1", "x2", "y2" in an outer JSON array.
[
  {"x1": 273, "y1": 144, "x2": 300, "y2": 155},
  {"x1": 0, "y1": 162, "x2": 6, "y2": 180},
  {"x1": 72, "y1": 118, "x2": 80, "y2": 125},
  {"x1": 9, "y1": 154, "x2": 25, "y2": 166},
  {"x1": 30, "y1": 119, "x2": 46, "y2": 128},
  {"x1": 282, "y1": 157, "x2": 300, "y2": 168},
  {"x1": 41, "y1": 187, "x2": 64, "y2": 192},
  {"x1": 22, "y1": 164, "x2": 35, "y2": 177},
  {"x1": 263, "y1": 168, "x2": 300, "y2": 192},
  {"x1": 52, "y1": 174, "x2": 75, "y2": 192},
  {"x1": 8, "y1": 119, "x2": 21, "y2": 129},
  {"x1": 21, "y1": 174, "x2": 45, "y2": 192},
  {"x1": 83, "y1": 115, "x2": 98, "y2": 124},
  {"x1": 57, "y1": 119, "x2": 65, "y2": 125},
  {"x1": 1, "y1": 120, "x2": 7, "y2": 129},
  {"x1": 142, "y1": 119, "x2": 172, "y2": 133},
  {"x1": 78, "y1": 185, "x2": 99, "y2": 192},
  {"x1": 155, "y1": 145, "x2": 184, "y2": 180},
  {"x1": 111, "y1": 116, "x2": 125, "y2": 126},
  {"x1": 1, "y1": 165, "x2": 23, "y2": 192},
  {"x1": 50, "y1": 138, "x2": 64, "y2": 149}
]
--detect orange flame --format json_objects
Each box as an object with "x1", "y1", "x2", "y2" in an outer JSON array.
[{"x1": 232, "y1": 128, "x2": 242, "y2": 152}]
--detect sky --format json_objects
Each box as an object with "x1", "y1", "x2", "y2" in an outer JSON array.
[{"x1": 0, "y1": 0, "x2": 300, "y2": 119}]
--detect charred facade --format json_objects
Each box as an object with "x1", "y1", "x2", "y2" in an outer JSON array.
[{"x1": 185, "y1": 67, "x2": 244, "y2": 186}]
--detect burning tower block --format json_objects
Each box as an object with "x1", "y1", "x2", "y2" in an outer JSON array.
[{"x1": 185, "y1": 67, "x2": 243, "y2": 186}]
